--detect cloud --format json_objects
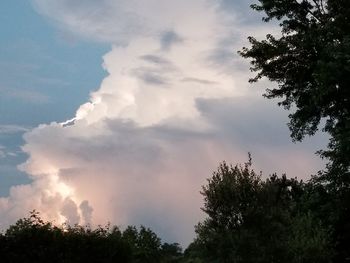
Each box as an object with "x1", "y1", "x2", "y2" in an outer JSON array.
[
  {"x1": 0, "y1": 87, "x2": 50, "y2": 104},
  {"x1": 0, "y1": 0, "x2": 326, "y2": 247},
  {"x1": 32, "y1": 0, "x2": 234, "y2": 43},
  {"x1": 160, "y1": 31, "x2": 183, "y2": 51},
  {"x1": 0, "y1": 125, "x2": 30, "y2": 134},
  {"x1": 0, "y1": 145, "x2": 18, "y2": 159},
  {"x1": 79, "y1": 200, "x2": 93, "y2": 225},
  {"x1": 61, "y1": 197, "x2": 81, "y2": 226}
]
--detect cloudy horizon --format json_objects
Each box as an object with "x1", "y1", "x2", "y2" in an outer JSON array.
[{"x1": 0, "y1": 0, "x2": 327, "y2": 246}]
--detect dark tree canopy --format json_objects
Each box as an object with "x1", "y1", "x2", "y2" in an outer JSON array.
[
  {"x1": 0, "y1": 211, "x2": 183, "y2": 263},
  {"x1": 239, "y1": 0, "x2": 350, "y2": 180},
  {"x1": 191, "y1": 161, "x2": 333, "y2": 263}
]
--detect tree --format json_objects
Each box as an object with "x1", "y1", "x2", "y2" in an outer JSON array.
[
  {"x1": 239, "y1": 0, "x2": 350, "y2": 181},
  {"x1": 182, "y1": 241, "x2": 204, "y2": 263},
  {"x1": 193, "y1": 161, "x2": 332, "y2": 263},
  {"x1": 135, "y1": 226, "x2": 162, "y2": 263},
  {"x1": 161, "y1": 243, "x2": 183, "y2": 263},
  {"x1": 0, "y1": 211, "x2": 176, "y2": 263}
]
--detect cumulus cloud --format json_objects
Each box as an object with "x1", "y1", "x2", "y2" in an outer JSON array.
[
  {"x1": 32, "y1": 0, "x2": 216, "y2": 43},
  {"x1": 61, "y1": 197, "x2": 81, "y2": 226},
  {"x1": 0, "y1": 0, "x2": 325, "y2": 246}
]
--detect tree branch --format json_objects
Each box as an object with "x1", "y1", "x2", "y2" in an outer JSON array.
[
  {"x1": 311, "y1": 0, "x2": 323, "y2": 14},
  {"x1": 294, "y1": 0, "x2": 322, "y2": 23}
]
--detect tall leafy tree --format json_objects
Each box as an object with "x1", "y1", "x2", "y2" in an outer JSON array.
[
  {"x1": 192, "y1": 161, "x2": 332, "y2": 263},
  {"x1": 239, "y1": 0, "x2": 350, "y2": 181},
  {"x1": 239, "y1": 1, "x2": 350, "y2": 260}
]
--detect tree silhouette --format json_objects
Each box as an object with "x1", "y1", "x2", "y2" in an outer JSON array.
[
  {"x1": 239, "y1": 0, "x2": 350, "y2": 182},
  {"x1": 190, "y1": 161, "x2": 332, "y2": 263}
]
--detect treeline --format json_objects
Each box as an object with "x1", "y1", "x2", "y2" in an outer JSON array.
[
  {"x1": 0, "y1": 211, "x2": 182, "y2": 263},
  {"x1": 1, "y1": 159, "x2": 349, "y2": 262},
  {"x1": 186, "y1": 161, "x2": 349, "y2": 263}
]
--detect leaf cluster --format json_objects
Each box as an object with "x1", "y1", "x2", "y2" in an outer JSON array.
[
  {"x1": 190, "y1": 161, "x2": 334, "y2": 263},
  {"x1": 239, "y1": 0, "x2": 350, "y2": 178}
]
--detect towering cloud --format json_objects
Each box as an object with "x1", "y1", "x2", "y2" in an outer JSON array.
[{"x1": 0, "y1": 0, "x2": 324, "y2": 245}]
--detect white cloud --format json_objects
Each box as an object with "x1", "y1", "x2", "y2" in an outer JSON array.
[
  {"x1": 0, "y1": 125, "x2": 30, "y2": 134},
  {"x1": 0, "y1": 0, "x2": 326, "y2": 246},
  {"x1": 0, "y1": 86, "x2": 50, "y2": 104},
  {"x1": 0, "y1": 145, "x2": 19, "y2": 159},
  {"x1": 32, "y1": 0, "x2": 229, "y2": 43}
]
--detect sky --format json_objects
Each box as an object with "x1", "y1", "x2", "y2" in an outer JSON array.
[{"x1": 0, "y1": 0, "x2": 328, "y2": 246}]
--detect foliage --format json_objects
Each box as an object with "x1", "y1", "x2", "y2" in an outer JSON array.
[
  {"x1": 189, "y1": 161, "x2": 333, "y2": 263},
  {"x1": 161, "y1": 243, "x2": 183, "y2": 263},
  {"x1": 239, "y1": 0, "x2": 350, "y2": 180},
  {"x1": 239, "y1": 1, "x2": 350, "y2": 260},
  {"x1": 0, "y1": 211, "x2": 182, "y2": 263}
]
